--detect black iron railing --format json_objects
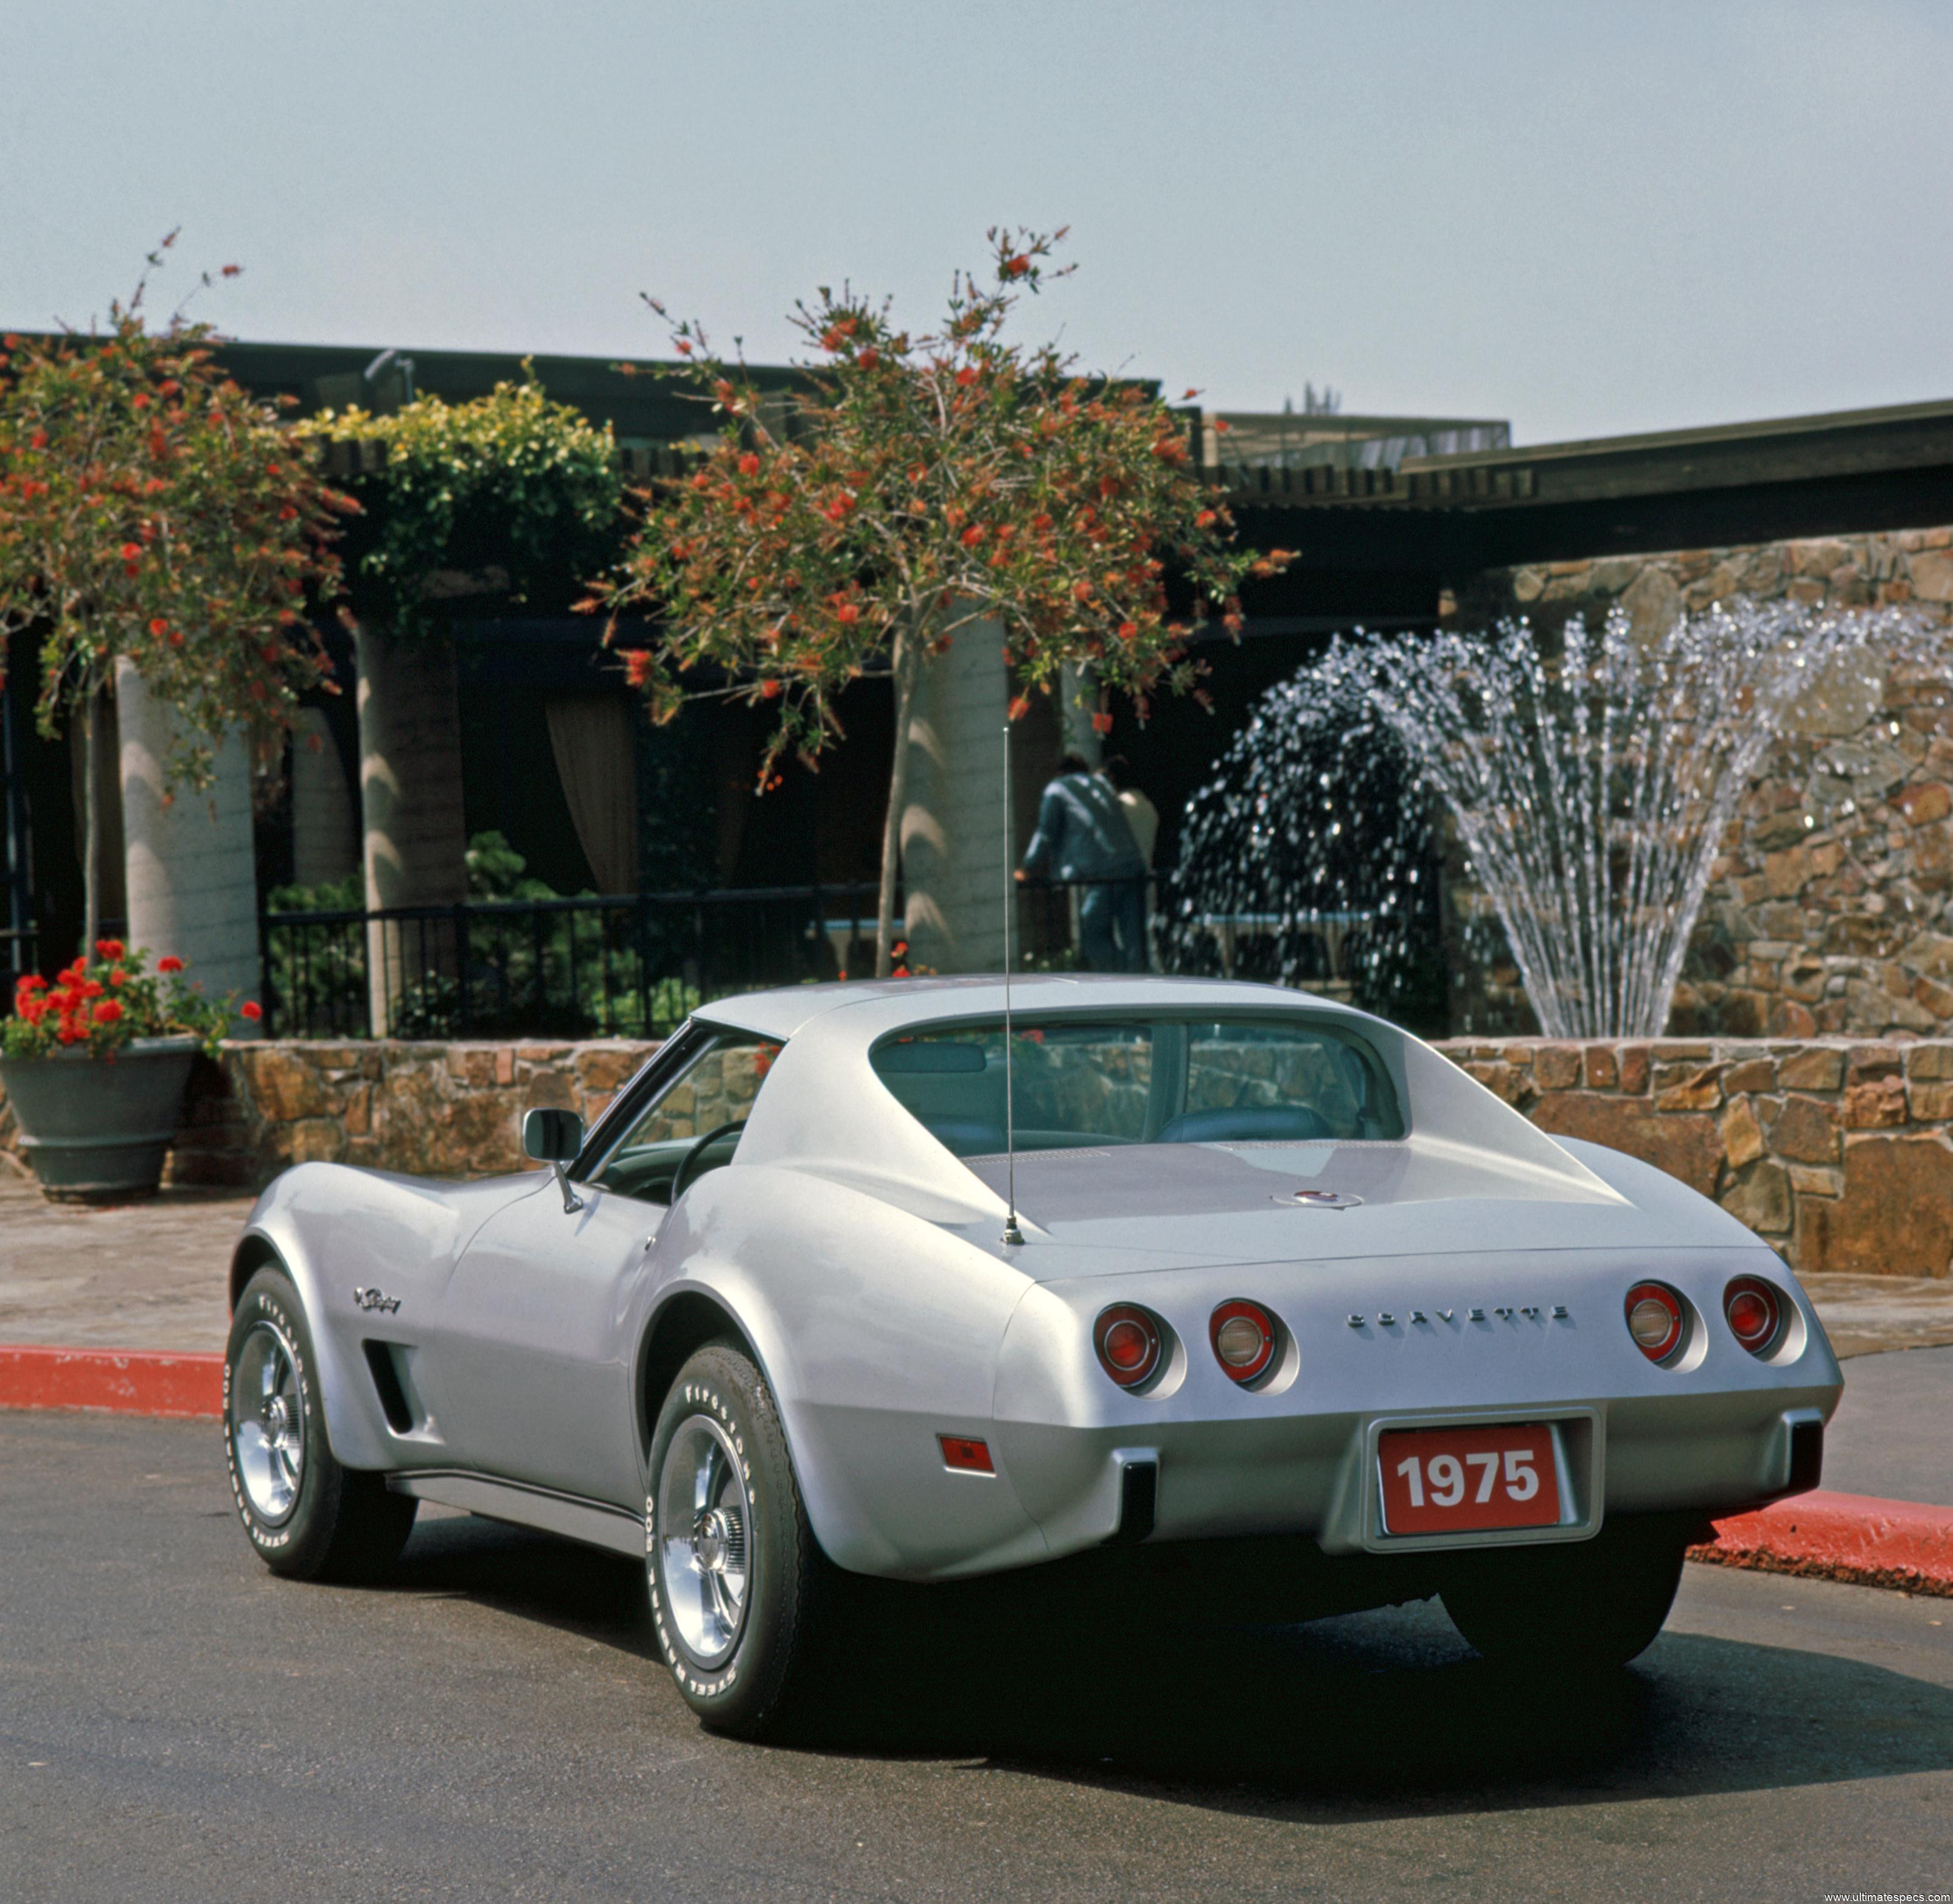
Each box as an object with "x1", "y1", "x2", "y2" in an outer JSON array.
[{"x1": 260, "y1": 883, "x2": 885, "y2": 1040}]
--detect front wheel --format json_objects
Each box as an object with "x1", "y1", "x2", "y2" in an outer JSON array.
[
  {"x1": 224, "y1": 1265, "x2": 417, "y2": 1583},
  {"x1": 647, "y1": 1343, "x2": 841, "y2": 1738},
  {"x1": 1440, "y1": 1516, "x2": 1691, "y2": 1673}
]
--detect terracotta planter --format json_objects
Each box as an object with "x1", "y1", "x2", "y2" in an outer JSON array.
[{"x1": 0, "y1": 1036, "x2": 200, "y2": 1201}]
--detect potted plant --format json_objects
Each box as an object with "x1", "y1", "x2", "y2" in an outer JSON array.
[{"x1": 1, "y1": 940, "x2": 256, "y2": 1201}]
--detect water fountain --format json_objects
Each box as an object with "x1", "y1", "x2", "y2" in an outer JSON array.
[{"x1": 1168, "y1": 599, "x2": 1918, "y2": 1039}]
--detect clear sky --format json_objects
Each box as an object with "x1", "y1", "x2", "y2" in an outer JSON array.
[{"x1": 6, "y1": 0, "x2": 1949, "y2": 447}]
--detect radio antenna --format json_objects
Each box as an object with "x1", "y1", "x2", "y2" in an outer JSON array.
[{"x1": 1001, "y1": 720, "x2": 1024, "y2": 1248}]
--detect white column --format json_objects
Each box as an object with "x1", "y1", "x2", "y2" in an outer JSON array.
[
  {"x1": 290, "y1": 707, "x2": 358, "y2": 888},
  {"x1": 900, "y1": 618, "x2": 1009, "y2": 975},
  {"x1": 114, "y1": 658, "x2": 262, "y2": 1027},
  {"x1": 356, "y1": 626, "x2": 468, "y2": 1033}
]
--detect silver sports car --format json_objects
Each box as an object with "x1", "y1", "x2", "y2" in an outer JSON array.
[{"x1": 223, "y1": 975, "x2": 1840, "y2": 1737}]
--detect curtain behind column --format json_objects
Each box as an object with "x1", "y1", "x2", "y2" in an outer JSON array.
[{"x1": 545, "y1": 693, "x2": 639, "y2": 894}]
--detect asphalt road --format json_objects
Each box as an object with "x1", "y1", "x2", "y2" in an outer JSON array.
[
  {"x1": 2, "y1": 1412, "x2": 1949, "y2": 1904},
  {"x1": 1823, "y1": 1343, "x2": 1953, "y2": 1507}
]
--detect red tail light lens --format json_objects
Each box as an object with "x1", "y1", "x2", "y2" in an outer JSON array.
[
  {"x1": 1624, "y1": 1282, "x2": 1685, "y2": 1363},
  {"x1": 1724, "y1": 1277, "x2": 1783, "y2": 1355},
  {"x1": 1210, "y1": 1300, "x2": 1276, "y2": 1384},
  {"x1": 1094, "y1": 1305, "x2": 1161, "y2": 1389}
]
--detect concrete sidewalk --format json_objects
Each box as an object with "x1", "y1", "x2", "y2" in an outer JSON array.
[{"x1": 0, "y1": 1177, "x2": 250, "y2": 1352}]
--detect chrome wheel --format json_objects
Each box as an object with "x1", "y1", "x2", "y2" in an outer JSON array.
[
  {"x1": 656, "y1": 1414, "x2": 751, "y2": 1669},
  {"x1": 232, "y1": 1320, "x2": 305, "y2": 1526}
]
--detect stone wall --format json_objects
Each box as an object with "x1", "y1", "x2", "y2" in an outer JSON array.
[
  {"x1": 1459, "y1": 528, "x2": 1953, "y2": 1038},
  {"x1": 1438, "y1": 1036, "x2": 1953, "y2": 1280},
  {"x1": 0, "y1": 1039, "x2": 663, "y2": 1190},
  {"x1": 4, "y1": 1034, "x2": 1945, "y2": 1283}
]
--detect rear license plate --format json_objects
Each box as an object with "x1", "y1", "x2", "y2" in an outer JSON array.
[{"x1": 1377, "y1": 1423, "x2": 1562, "y2": 1536}]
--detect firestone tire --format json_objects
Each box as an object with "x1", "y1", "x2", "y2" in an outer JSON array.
[
  {"x1": 647, "y1": 1343, "x2": 841, "y2": 1740},
  {"x1": 224, "y1": 1265, "x2": 417, "y2": 1584},
  {"x1": 1440, "y1": 1516, "x2": 1690, "y2": 1673}
]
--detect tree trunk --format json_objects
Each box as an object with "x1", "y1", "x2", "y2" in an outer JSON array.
[{"x1": 876, "y1": 627, "x2": 923, "y2": 977}]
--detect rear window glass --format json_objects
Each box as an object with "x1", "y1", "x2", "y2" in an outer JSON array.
[{"x1": 869, "y1": 1016, "x2": 1401, "y2": 1157}]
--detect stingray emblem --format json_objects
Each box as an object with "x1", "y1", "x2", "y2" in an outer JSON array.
[
  {"x1": 353, "y1": 1287, "x2": 402, "y2": 1315},
  {"x1": 1281, "y1": 1188, "x2": 1363, "y2": 1210}
]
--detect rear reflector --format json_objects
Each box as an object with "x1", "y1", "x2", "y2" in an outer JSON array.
[{"x1": 938, "y1": 1435, "x2": 994, "y2": 1474}]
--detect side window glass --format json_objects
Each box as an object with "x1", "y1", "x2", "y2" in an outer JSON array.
[{"x1": 590, "y1": 1034, "x2": 781, "y2": 1203}]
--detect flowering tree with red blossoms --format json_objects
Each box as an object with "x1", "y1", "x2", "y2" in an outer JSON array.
[
  {"x1": 0, "y1": 236, "x2": 353, "y2": 949},
  {"x1": 591, "y1": 228, "x2": 1287, "y2": 974}
]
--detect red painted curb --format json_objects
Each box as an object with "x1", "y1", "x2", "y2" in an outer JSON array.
[
  {"x1": 0, "y1": 1346, "x2": 224, "y2": 1420},
  {"x1": 1692, "y1": 1488, "x2": 1953, "y2": 1599}
]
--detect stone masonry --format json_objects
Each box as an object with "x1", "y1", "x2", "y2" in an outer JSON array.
[
  {"x1": 1442, "y1": 1036, "x2": 1953, "y2": 1280},
  {"x1": 1460, "y1": 527, "x2": 1953, "y2": 1038},
  {"x1": 2, "y1": 1035, "x2": 1943, "y2": 1281}
]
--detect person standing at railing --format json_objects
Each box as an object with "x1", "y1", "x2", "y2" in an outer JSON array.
[
  {"x1": 1102, "y1": 756, "x2": 1158, "y2": 973},
  {"x1": 1015, "y1": 753, "x2": 1146, "y2": 972}
]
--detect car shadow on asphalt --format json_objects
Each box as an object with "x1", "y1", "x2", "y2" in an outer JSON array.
[{"x1": 389, "y1": 1512, "x2": 1953, "y2": 1819}]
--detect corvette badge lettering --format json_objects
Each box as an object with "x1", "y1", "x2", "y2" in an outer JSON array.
[
  {"x1": 353, "y1": 1288, "x2": 402, "y2": 1314},
  {"x1": 1348, "y1": 1303, "x2": 1571, "y2": 1331}
]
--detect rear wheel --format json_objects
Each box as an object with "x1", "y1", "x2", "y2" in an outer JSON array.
[
  {"x1": 647, "y1": 1343, "x2": 842, "y2": 1739},
  {"x1": 225, "y1": 1265, "x2": 417, "y2": 1583},
  {"x1": 1440, "y1": 1516, "x2": 1691, "y2": 1672}
]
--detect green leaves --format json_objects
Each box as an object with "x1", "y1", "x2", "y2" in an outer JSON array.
[
  {"x1": 594, "y1": 226, "x2": 1278, "y2": 786},
  {"x1": 0, "y1": 295, "x2": 349, "y2": 791},
  {"x1": 301, "y1": 371, "x2": 623, "y2": 638}
]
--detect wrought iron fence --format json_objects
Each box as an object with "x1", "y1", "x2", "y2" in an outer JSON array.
[
  {"x1": 258, "y1": 877, "x2": 1379, "y2": 1040},
  {"x1": 260, "y1": 883, "x2": 884, "y2": 1040}
]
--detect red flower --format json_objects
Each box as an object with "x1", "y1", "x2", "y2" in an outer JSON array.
[
  {"x1": 240, "y1": 1000, "x2": 263, "y2": 1022},
  {"x1": 960, "y1": 525, "x2": 986, "y2": 548},
  {"x1": 119, "y1": 543, "x2": 142, "y2": 562},
  {"x1": 1008, "y1": 694, "x2": 1031, "y2": 721},
  {"x1": 157, "y1": 955, "x2": 184, "y2": 974},
  {"x1": 92, "y1": 999, "x2": 123, "y2": 1024},
  {"x1": 29, "y1": 430, "x2": 47, "y2": 450},
  {"x1": 1031, "y1": 513, "x2": 1052, "y2": 532},
  {"x1": 1091, "y1": 711, "x2": 1114, "y2": 736},
  {"x1": 622, "y1": 649, "x2": 655, "y2": 688},
  {"x1": 856, "y1": 347, "x2": 879, "y2": 369},
  {"x1": 675, "y1": 339, "x2": 693, "y2": 355},
  {"x1": 109, "y1": 968, "x2": 127, "y2": 986},
  {"x1": 94, "y1": 939, "x2": 124, "y2": 960},
  {"x1": 1003, "y1": 254, "x2": 1030, "y2": 278},
  {"x1": 737, "y1": 453, "x2": 761, "y2": 476},
  {"x1": 149, "y1": 618, "x2": 169, "y2": 637},
  {"x1": 1195, "y1": 509, "x2": 1217, "y2": 528},
  {"x1": 955, "y1": 368, "x2": 977, "y2": 388},
  {"x1": 1072, "y1": 581, "x2": 1093, "y2": 603},
  {"x1": 16, "y1": 974, "x2": 47, "y2": 992},
  {"x1": 1117, "y1": 621, "x2": 1138, "y2": 642},
  {"x1": 220, "y1": 264, "x2": 242, "y2": 278},
  {"x1": 835, "y1": 604, "x2": 861, "y2": 626}
]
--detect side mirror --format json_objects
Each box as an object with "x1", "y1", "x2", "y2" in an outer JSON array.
[{"x1": 523, "y1": 1107, "x2": 583, "y2": 1164}]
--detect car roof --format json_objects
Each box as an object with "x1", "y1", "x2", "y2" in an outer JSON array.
[{"x1": 693, "y1": 972, "x2": 1368, "y2": 1045}]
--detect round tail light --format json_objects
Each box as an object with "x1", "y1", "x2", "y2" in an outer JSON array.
[
  {"x1": 1094, "y1": 1305, "x2": 1161, "y2": 1389},
  {"x1": 1624, "y1": 1282, "x2": 1685, "y2": 1363},
  {"x1": 1210, "y1": 1300, "x2": 1276, "y2": 1384},
  {"x1": 1724, "y1": 1276, "x2": 1783, "y2": 1355}
]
